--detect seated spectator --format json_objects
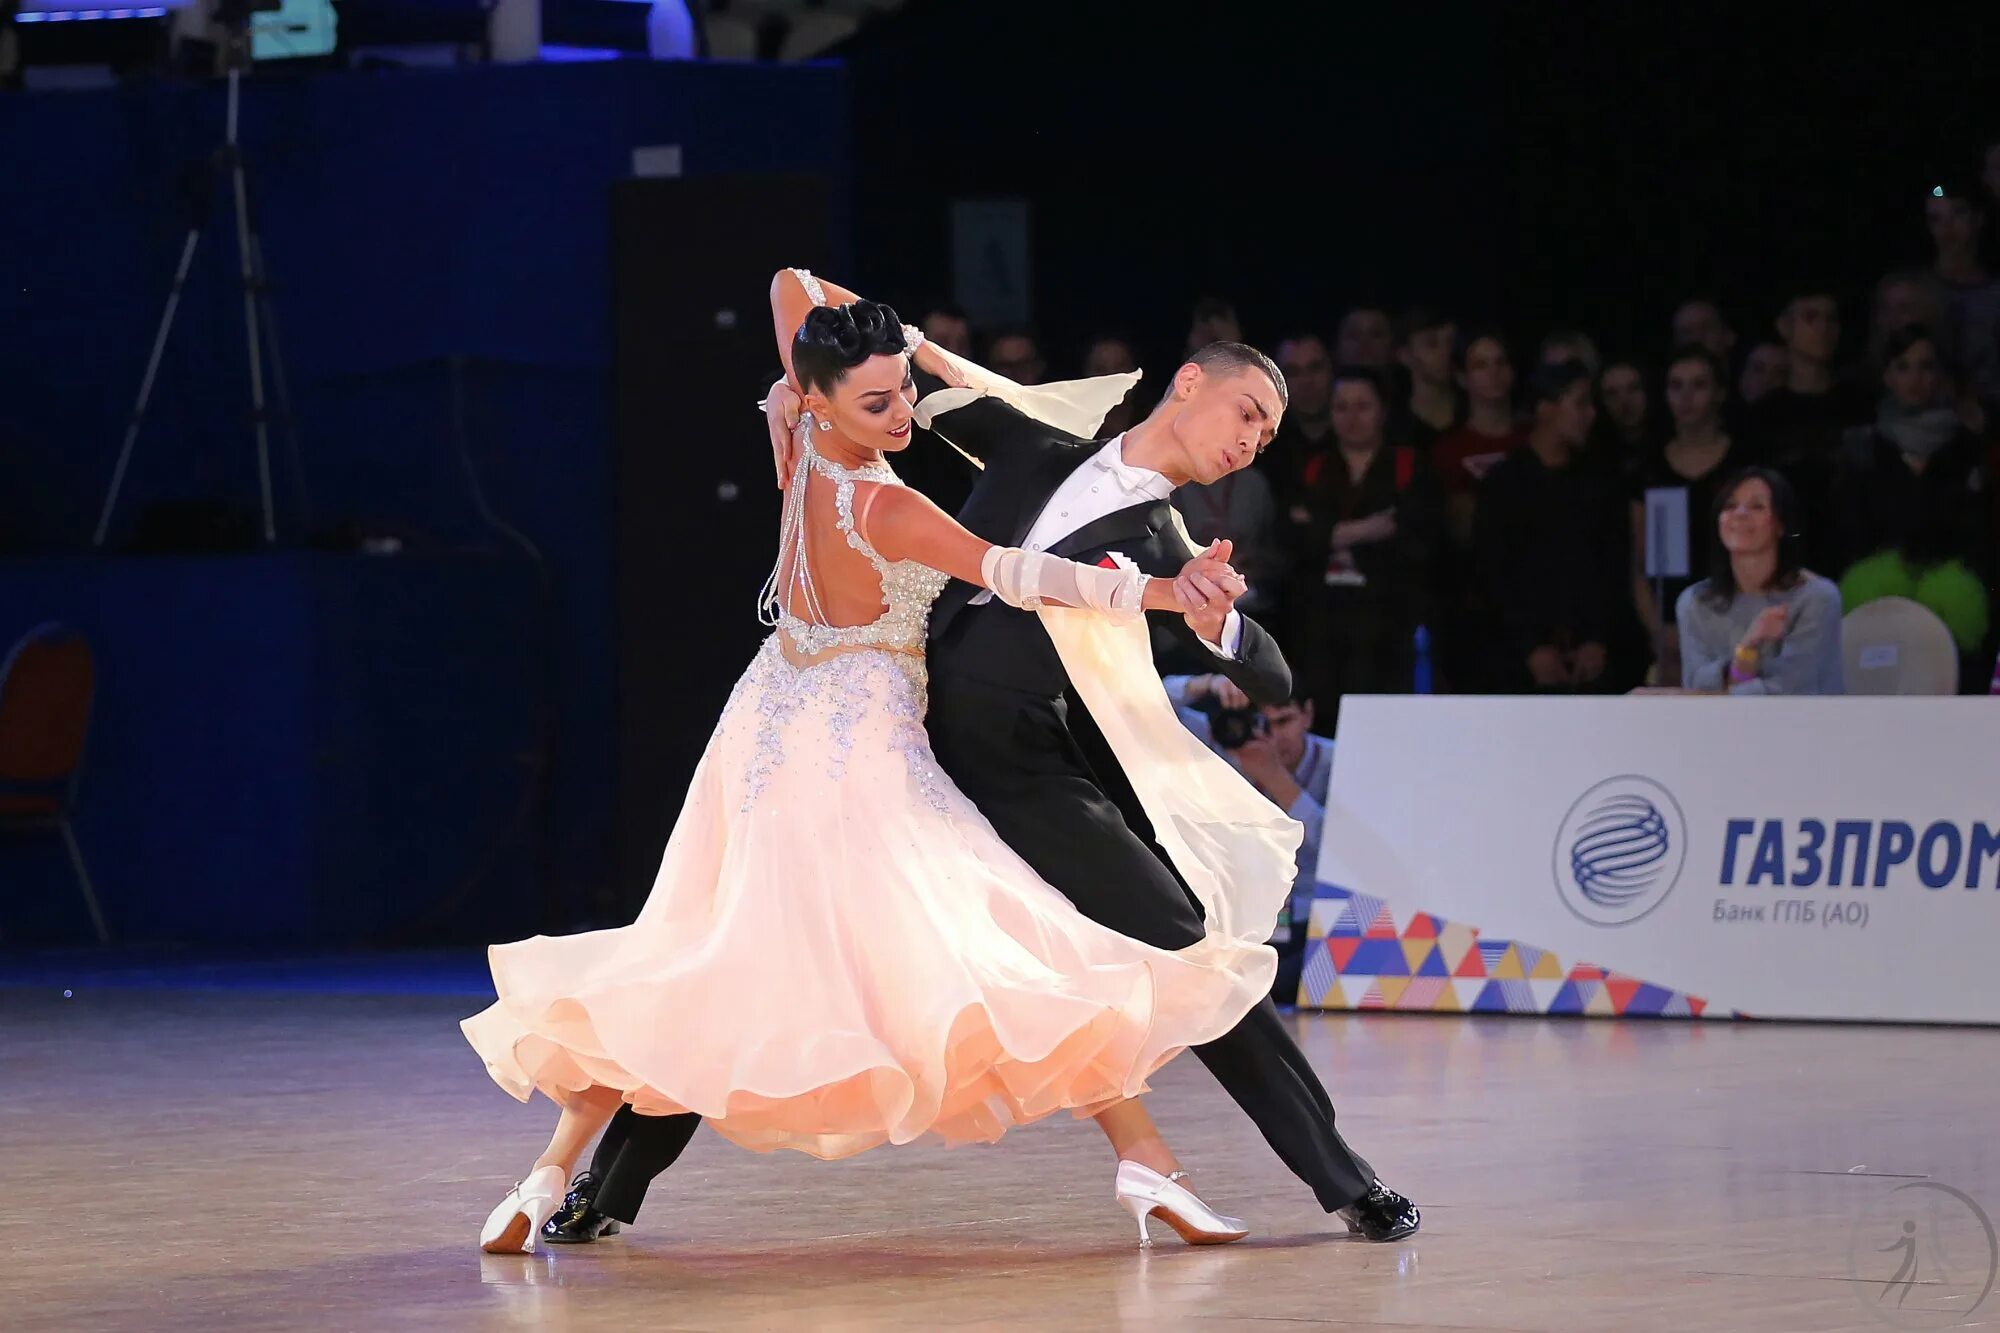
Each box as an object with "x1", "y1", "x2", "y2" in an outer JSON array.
[
  {"x1": 897, "y1": 308, "x2": 982, "y2": 511},
  {"x1": 1676, "y1": 467, "x2": 1845, "y2": 695},
  {"x1": 1083, "y1": 333, "x2": 1144, "y2": 439},
  {"x1": 1630, "y1": 345, "x2": 1745, "y2": 685},
  {"x1": 1393, "y1": 305, "x2": 1461, "y2": 448},
  {"x1": 1176, "y1": 448, "x2": 1286, "y2": 618},
  {"x1": 1739, "y1": 340, "x2": 1790, "y2": 407},
  {"x1": 1589, "y1": 358, "x2": 1652, "y2": 480},
  {"x1": 1926, "y1": 178, "x2": 2000, "y2": 417},
  {"x1": 920, "y1": 305, "x2": 975, "y2": 358},
  {"x1": 1831, "y1": 325, "x2": 1994, "y2": 672},
  {"x1": 1162, "y1": 674, "x2": 1332, "y2": 1004},
  {"x1": 1474, "y1": 360, "x2": 1632, "y2": 693},
  {"x1": 1187, "y1": 297, "x2": 1242, "y2": 356},
  {"x1": 1867, "y1": 269, "x2": 1947, "y2": 373},
  {"x1": 985, "y1": 327, "x2": 1046, "y2": 386},
  {"x1": 1266, "y1": 332, "x2": 1335, "y2": 511},
  {"x1": 1538, "y1": 329, "x2": 1602, "y2": 375},
  {"x1": 1432, "y1": 328, "x2": 1524, "y2": 546},
  {"x1": 1672, "y1": 297, "x2": 1737, "y2": 361},
  {"x1": 1746, "y1": 284, "x2": 1871, "y2": 569},
  {"x1": 1430, "y1": 328, "x2": 1524, "y2": 691},
  {"x1": 1337, "y1": 304, "x2": 1394, "y2": 368},
  {"x1": 1285, "y1": 365, "x2": 1440, "y2": 730}
]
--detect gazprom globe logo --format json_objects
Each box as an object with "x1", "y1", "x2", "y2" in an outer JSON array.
[{"x1": 1553, "y1": 776, "x2": 1687, "y2": 926}]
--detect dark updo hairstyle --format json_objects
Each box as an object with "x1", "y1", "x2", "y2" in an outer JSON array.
[{"x1": 793, "y1": 300, "x2": 909, "y2": 396}]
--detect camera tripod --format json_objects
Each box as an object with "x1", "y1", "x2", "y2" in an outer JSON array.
[{"x1": 95, "y1": 10, "x2": 303, "y2": 548}]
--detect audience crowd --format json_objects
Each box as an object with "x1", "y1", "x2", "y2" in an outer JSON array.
[{"x1": 918, "y1": 155, "x2": 2000, "y2": 726}]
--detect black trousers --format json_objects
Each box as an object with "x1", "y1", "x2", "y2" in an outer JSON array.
[
  {"x1": 925, "y1": 676, "x2": 1373, "y2": 1212},
  {"x1": 590, "y1": 675, "x2": 1376, "y2": 1221}
]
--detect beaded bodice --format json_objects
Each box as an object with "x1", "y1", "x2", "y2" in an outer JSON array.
[{"x1": 761, "y1": 444, "x2": 952, "y2": 657}]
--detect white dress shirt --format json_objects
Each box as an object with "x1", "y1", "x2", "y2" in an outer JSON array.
[{"x1": 974, "y1": 436, "x2": 1242, "y2": 657}]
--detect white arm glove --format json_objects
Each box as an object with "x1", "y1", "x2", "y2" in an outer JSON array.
[{"x1": 980, "y1": 547, "x2": 1148, "y2": 622}]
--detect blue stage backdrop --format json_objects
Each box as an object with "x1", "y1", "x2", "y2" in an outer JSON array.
[{"x1": 0, "y1": 59, "x2": 850, "y2": 944}]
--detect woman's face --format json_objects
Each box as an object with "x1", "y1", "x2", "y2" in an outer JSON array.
[
  {"x1": 815, "y1": 354, "x2": 917, "y2": 452},
  {"x1": 1719, "y1": 477, "x2": 1780, "y2": 556},
  {"x1": 1883, "y1": 338, "x2": 1943, "y2": 409},
  {"x1": 1599, "y1": 364, "x2": 1646, "y2": 432},
  {"x1": 1329, "y1": 379, "x2": 1386, "y2": 450},
  {"x1": 1665, "y1": 358, "x2": 1721, "y2": 431}
]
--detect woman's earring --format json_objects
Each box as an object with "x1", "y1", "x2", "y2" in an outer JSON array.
[{"x1": 817, "y1": 419, "x2": 833, "y2": 433}]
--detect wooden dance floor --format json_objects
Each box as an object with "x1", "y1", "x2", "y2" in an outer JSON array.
[{"x1": 6, "y1": 982, "x2": 1999, "y2": 1331}]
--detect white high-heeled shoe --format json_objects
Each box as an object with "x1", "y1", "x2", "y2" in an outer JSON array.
[
  {"x1": 1113, "y1": 1160, "x2": 1249, "y2": 1247},
  {"x1": 479, "y1": 1165, "x2": 569, "y2": 1254}
]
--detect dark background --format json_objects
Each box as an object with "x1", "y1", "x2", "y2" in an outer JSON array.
[{"x1": 0, "y1": 0, "x2": 1991, "y2": 943}]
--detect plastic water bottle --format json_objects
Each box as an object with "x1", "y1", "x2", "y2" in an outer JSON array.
[{"x1": 1412, "y1": 625, "x2": 1433, "y2": 695}]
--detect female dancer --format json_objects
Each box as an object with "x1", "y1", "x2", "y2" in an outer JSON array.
[{"x1": 463, "y1": 268, "x2": 1291, "y2": 1252}]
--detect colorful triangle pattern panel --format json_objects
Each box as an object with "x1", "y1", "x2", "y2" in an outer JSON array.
[{"x1": 1296, "y1": 882, "x2": 1721, "y2": 1019}]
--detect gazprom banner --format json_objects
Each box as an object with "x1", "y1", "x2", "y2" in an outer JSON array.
[{"x1": 1302, "y1": 696, "x2": 2000, "y2": 1023}]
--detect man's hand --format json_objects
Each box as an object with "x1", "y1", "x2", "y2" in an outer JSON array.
[
  {"x1": 1176, "y1": 539, "x2": 1246, "y2": 644},
  {"x1": 765, "y1": 379, "x2": 803, "y2": 490},
  {"x1": 1571, "y1": 641, "x2": 1608, "y2": 685},
  {"x1": 1186, "y1": 673, "x2": 1251, "y2": 710},
  {"x1": 1527, "y1": 645, "x2": 1567, "y2": 687},
  {"x1": 1232, "y1": 734, "x2": 1302, "y2": 810}
]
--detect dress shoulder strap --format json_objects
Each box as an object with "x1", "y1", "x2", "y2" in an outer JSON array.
[{"x1": 790, "y1": 268, "x2": 828, "y2": 307}]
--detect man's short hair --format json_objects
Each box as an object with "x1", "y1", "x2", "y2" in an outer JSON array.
[
  {"x1": 1186, "y1": 341, "x2": 1289, "y2": 409},
  {"x1": 1394, "y1": 305, "x2": 1454, "y2": 347},
  {"x1": 1330, "y1": 363, "x2": 1390, "y2": 404},
  {"x1": 1526, "y1": 358, "x2": 1593, "y2": 406}
]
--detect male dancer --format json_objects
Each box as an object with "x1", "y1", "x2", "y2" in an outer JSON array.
[{"x1": 539, "y1": 333, "x2": 1418, "y2": 1245}]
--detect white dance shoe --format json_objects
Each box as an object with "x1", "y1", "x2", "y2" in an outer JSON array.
[
  {"x1": 1113, "y1": 1160, "x2": 1249, "y2": 1247},
  {"x1": 479, "y1": 1165, "x2": 569, "y2": 1254}
]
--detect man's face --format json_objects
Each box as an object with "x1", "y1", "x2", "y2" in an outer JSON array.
[
  {"x1": 1672, "y1": 301, "x2": 1733, "y2": 358},
  {"x1": 1085, "y1": 338, "x2": 1137, "y2": 377},
  {"x1": 1545, "y1": 382, "x2": 1596, "y2": 446},
  {"x1": 1400, "y1": 323, "x2": 1457, "y2": 389},
  {"x1": 1927, "y1": 196, "x2": 1985, "y2": 253},
  {"x1": 1260, "y1": 700, "x2": 1313, "y2": 772},
  {"x1": 1169, "y1": 365, "x2": 1283, "y2": 485},
  {"x1": 1337, "y1": 308, "x2": 1393, "y2": 367},
  {"x1": 923, "y1": 312, "x2": 973, "y2": 358},
  {"x1": 1277, "y1": 336, "x2": 1333, "y2": 417},
  {"x1": 1329, "y1": 379, "x2": 1385, "y2": 451},
  {"x1": 1779, "y1": 296, "x2": 1840, "y2": 365},
  {"x1": 988, "y1": 334, "x2": 1045, "y2": 385},
  {"x1": 1458, "y1": 337, "x2": 1514, "y2": 407}
]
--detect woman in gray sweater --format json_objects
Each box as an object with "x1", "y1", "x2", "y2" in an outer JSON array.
[{"x1": 1676, "y1": 467, "x2": 1846, "y2": 695}]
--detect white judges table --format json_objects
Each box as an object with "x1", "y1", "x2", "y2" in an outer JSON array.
[{"x1": 1299, "y1": 695, "x2": 2000, "y2": 1024}]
